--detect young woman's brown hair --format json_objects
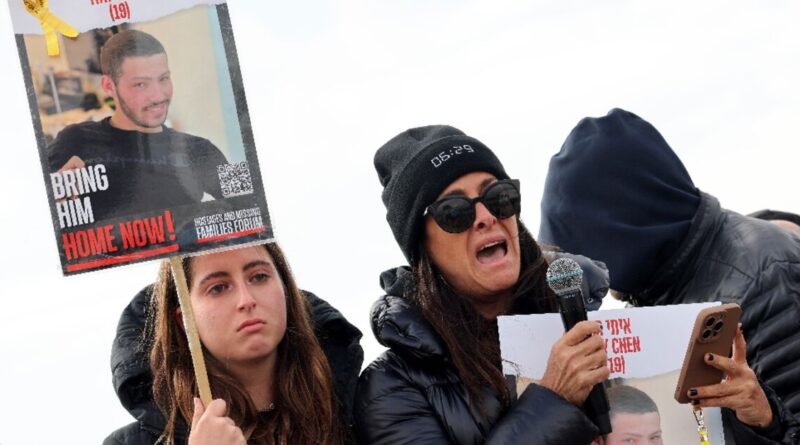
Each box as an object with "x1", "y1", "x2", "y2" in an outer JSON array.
[{"x1": 147, "y1": 243, "x2": 343, "y2": 444}]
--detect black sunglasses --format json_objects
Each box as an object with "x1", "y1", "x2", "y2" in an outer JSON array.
[{"x1": 424, "y1": 179, "x2": 521, "y2": 233}]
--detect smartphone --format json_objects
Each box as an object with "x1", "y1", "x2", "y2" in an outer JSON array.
[{"x1": 674, "y1": 303, "x2": 742, "y2": 404}]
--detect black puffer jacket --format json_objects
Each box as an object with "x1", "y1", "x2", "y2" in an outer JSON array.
[
  {"x1": 624, "y1": 194, "x2": 800, "y2": 444},
  {"x1": 632, "y1": 193, "x2": 800, "y2": 418},
  {"x1": 354, "y1": 266, "x2": 607, "y2": 445},
  {"x1": 104, "y1": 286, "x2": 363, "y2": 445}
]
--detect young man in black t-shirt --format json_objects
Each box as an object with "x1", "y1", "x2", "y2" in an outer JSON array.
[{"x1": 48, "y1": 29, "x2": 228, "y2": 221}]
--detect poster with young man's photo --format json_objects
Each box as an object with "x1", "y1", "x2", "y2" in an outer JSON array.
[
  {"x1": 9, "y1": 0, "x2": 271, "y2": 274},
  {"x1": 499, "y1": 303, "x2": 728, "y2": 445}
]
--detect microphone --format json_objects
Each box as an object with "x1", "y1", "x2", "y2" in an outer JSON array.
[{"x1": 546, "y1": 257, "x2": 612, "y2": 435}]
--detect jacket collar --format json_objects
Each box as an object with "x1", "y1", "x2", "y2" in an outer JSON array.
[
  {"x1": 635, "y1": 192, "x2": 725, "y2": 305},
  {"x1": 371, "y1": 267, "x2": 449, "y2": 363}
]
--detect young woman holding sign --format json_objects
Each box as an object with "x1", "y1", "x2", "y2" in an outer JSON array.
[
  {"x1": 105, "y1": 243, "x2": 363, "y2": 444},
  {"x1": 355, "y1": 125, "x2": 799, "y2": 444}
]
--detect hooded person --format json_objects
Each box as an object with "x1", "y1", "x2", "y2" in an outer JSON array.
[
  {"x1": 356, "y1": 125, "x2": 615, "y2": 444},
  {"x1": 539, "y1": 108, "x2": 800, "y2": 440}
]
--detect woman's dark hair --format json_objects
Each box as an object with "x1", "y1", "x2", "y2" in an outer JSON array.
[
  {"x1": 411, "y1": 220, "x2": 556, "y2": 411},
  {"x1": 147, "y1": 243, "x2": 343, "y2": 444}
]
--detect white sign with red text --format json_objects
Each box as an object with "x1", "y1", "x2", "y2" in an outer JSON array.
[
  {"x1": 500, "y1": 303, "x2": 727, "y2": 444},
  {"x1": 8, "y1": 0, "x2": 225, "y2": 34},
  {"x1": 499, "y1": 302, "x2": 718, "y2": 379}
]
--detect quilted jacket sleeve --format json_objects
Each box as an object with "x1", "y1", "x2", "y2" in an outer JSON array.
[
  {"x1": 355, "y1": 365, "x2": 457, "y2": 445},
  {"x1": 355, "y1": 357, "x2": 599, "y2": 445},
  {"x1": 743, "y1": 259, "x2": 800, "y2": 416},
  {"x1": 725, "y1": 381, "x2": 800, "y2": 445}
]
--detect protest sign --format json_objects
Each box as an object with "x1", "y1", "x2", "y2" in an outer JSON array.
[
  {"x1": 7, "y1": 0, "x2": 274, "y2": 405},
  {"x1": 9, "y1": 0, "x2": 272, "y2": 275},
  {"x1": 499, "y1": 303, "x2": 727, "y2": 444}
]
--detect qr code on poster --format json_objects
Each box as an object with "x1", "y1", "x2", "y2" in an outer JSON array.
[{"x1": 218, "y1": 161, "x2": 254, "y2": 198}]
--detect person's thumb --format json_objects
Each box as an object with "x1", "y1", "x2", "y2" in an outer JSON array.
[{"x1": 191, "y1": 397, "x2": 204, "y2": 427}]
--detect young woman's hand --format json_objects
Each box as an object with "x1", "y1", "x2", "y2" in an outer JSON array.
[
  {"x1": 540, "y1": 320, "x2": 609, "y2": 406},
  {"x1": 687, "y1": 325, "x2": 774, "y2": 428},
  {"x1": 188, "y1": 398, "x2": 247, "y2": 445}
]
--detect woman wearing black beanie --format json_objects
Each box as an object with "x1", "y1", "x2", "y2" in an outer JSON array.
[{"x1": 355, "y1": 125, "x2": 610, "y2": 444}]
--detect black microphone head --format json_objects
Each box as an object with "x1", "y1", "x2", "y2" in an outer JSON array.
[{"x1": 546, "y1": 257, "x2": 583, "y2": 296}]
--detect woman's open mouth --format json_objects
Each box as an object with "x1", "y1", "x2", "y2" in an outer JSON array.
[{"x1": 476, "y1": 240, "x2": 508, "y2": 264}]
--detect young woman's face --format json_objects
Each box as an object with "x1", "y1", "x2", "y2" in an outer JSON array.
[
  {"x1": 186, "y1": 246, "x2": 287, "y2": 366},
  {"x1": 424, "y1": 171, "x2": 521, "y2": 302}
]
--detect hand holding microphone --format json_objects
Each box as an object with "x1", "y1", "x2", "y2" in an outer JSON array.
[
  {"x1": 539, "y1": 320, "x2": 607, "y2": 404},
  {"x1": 540, "y1": 258, "x2": 612, "y2": 434}
]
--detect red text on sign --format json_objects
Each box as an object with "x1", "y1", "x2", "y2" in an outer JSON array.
[{"x1": 109, "y1": 1, "x2": 131, "y2": 22}]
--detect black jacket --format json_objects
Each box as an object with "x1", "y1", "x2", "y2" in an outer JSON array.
[
  {"x1": 632, "y1": 193, "x2": 800, "y2": 419},
  {"x1": 354, "y1": 266, "x2": 606, "y2": 445},
  {"x1": 104, "y1": 286, "x2": 363, "y2": 445},
  {"x1": 628, "y1": 194, "x2": 800, "y2": 444}
]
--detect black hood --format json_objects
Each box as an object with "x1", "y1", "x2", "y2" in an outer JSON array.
[
  {"x1": 371, "y1": 267, "x2": 448, "y2": 363},
  {"x1": 110, "y1": 285, "x2": 363, "y2": 436},
  {"x1": 110, "y1": 286, "x2": 170, "y2": 438},
  {"x1": 539, "y1": 108, "x2": 700, "y2": 293}
]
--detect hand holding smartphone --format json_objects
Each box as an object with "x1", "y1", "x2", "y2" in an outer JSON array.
[{"x1": 674, "y1": 303, "x2": 742, "y2": 404}]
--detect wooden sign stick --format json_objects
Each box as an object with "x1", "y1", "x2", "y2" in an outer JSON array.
[{"x1": 170, "y1": 256, "x2": 213, "y2": 405}]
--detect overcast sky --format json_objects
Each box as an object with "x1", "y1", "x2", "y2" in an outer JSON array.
[{"x1": 1, "y1": 2, "x2": 798, "y2": 443}]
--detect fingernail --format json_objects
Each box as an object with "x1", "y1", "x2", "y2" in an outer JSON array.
[
  {"x1": 691, "y1": 399, "x2": 700, "y2": 406},
  {"x1": 739, "y1": 324, "x2": 743, "y2": 332},
  {"x1": 689, "y1": 388, "x2": 698, "y2": 397},
  {"x1": 707, "y1": 353, "x2": 714, "y2": 362}
]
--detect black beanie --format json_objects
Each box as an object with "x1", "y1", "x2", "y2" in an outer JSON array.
[{"x1": 374, "y1": 125, "x2": 509, "y2": 263}]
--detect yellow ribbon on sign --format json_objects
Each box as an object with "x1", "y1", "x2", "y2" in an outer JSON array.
[{"x1": 23, "y1": 0, "x2": 79, "y2": 56}]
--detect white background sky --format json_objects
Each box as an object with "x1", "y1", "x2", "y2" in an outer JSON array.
[{"x1": 0, "y1": 2, "x2": 798, "y2": 443}]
